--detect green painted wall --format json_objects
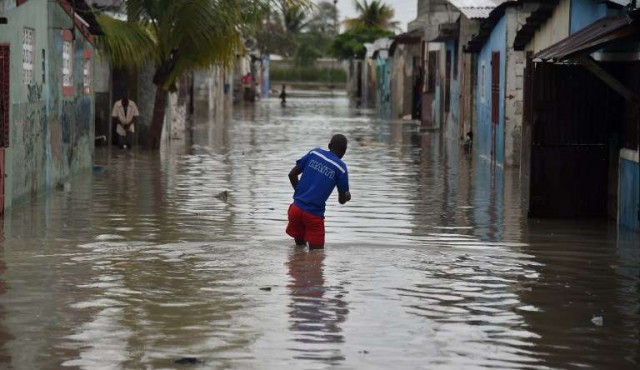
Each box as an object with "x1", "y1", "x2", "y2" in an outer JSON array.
[{"x1": 0, "y1": 0, "x2": 95, "y2": 210}]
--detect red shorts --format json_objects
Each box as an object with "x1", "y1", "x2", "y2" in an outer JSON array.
[{"x1": 286, "y1": 204, "x2": 325, "y2": 246}]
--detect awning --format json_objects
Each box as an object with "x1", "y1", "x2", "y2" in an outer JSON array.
[{"x1": 534, "y1": 16, "x2": 637, "y2": 62}]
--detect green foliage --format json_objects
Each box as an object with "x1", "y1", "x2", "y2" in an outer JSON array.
[
  {"x1": 96, "y1": 0, "x2": 311, "y2": 89},
  {"x1": 344, "y1": 0, "x2": 399, "y2": 31},
  {"x1": 271, "y1": 67, "x2": 347, "y2": 83},
  {"x1": 330, "y1": 27, "x2": 394, "y2": 60},
  {"x1": 293, "y1": 32, "x2": 332, "y2": 66},
  {"x1": 254, "y1": 0, "x2": 337, "y2": 60}
]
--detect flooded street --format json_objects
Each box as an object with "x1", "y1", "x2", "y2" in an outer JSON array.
[{"x1": 0, "y1": 95, "x2": 639, "y2": 369}]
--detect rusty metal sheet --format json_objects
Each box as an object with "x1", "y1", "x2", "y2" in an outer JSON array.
[{"x1": 534, "y1": 16, "x2": 635, "y2": 62}]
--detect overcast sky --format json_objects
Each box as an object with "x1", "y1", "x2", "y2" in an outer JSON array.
[{"x1": 316, "y1": 0, "x2": 418, "y2": 33}]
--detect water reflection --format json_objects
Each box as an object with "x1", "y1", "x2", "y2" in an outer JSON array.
[{"x1": 287, "y1": 247, "x2": 348, "y2": 363}]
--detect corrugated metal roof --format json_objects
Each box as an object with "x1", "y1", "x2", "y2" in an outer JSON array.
[
  {"x1": 535, "y1": 16, "x2": 635, "y2": 61},
  {"x1": 447, "y1": 0, "x2": 505, "y2": 19}
]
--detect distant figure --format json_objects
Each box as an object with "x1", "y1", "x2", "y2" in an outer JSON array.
[
  {"x1": 241, "y1": 72, "x2": 255, "y2": 102},
  {"x1": 286, "y1": 134, "x2": 351, "y2": 249},
  {"x1": 111, "y1": 91, "x2": 139, "y2": 149},
  {"x1": 279, "y1": 84, "x2": 287, "y2": 106},
  {"x1": 463, "y1": 131, "x2": 473, "y2": 153}
]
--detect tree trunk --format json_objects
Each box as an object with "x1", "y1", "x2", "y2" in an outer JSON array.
[{"x1": 146, "y1": 87, "x2": 168, "y2": 150}]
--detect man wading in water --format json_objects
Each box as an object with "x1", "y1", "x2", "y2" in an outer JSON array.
[{"x1": 286, "y1": 134, "x2": 351, "y2": 249}]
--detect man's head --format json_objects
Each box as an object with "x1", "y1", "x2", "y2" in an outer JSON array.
[
  {"x1": 328, "y1": 134, "x2": 348, "y2": 159},
  {"x1": 122, "y1": 90, "x2": 130, "y2": 103}
]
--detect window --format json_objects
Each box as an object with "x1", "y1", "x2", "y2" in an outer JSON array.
[
  {"x1": 62, "y1": 40, "x2": 72, "y2": 87},
  {"x1": 22, "y1": 27, "x2": 34, "y2": 85},
  {"x1": 41, "y1": 49, "x2": 45, "y2": 84},
  {"x1": 83, "y1": 59, "x2": 90, "y2": 95},
  {"x1": 62, "y1": 31, "x2": 73, "y2": 96}
]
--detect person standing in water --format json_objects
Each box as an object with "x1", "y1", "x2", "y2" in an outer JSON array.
[
  {"x1": 111, "y1": 91, "x2": 140, "y2": 149},
  {"x1": 286, "y1": 134, "x2": 351, "y2": 249}
]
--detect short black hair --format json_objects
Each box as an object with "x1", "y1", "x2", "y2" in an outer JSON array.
[{"x1": 329, "y1": 134, "x2": 348, "y2": 157}]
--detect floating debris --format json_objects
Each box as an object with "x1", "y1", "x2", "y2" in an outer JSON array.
[
  {"x1": 175, "y1": 357, "x2": 204, "y2": 365},
  {"x1": 214, "y1": 191, "x2": 229, "y2": 202},
  {"x1": 259, "y1": 287, "x2": 272, "y2": 291},
  {"x1": 591, "y1": 314, "x2": 604, "y2": 327}
]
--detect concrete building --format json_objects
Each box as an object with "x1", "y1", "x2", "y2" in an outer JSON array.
[
  {"x1": 466, "y1": 2, "x2": 533, "y2": 167},
  {"x1": 441, "y1": 0, "x2": 500, "y2": 144},
  {"x1": 388, "y1": 30, "x2": 422, "y2": 120},
  {"x1": 0, "y1": 0, "x2": 102, "y2": 213}
]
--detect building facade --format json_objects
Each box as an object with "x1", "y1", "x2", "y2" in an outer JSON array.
[
  {"x1": 515, "y1": 0, "x2": 640, "y2": 231},
  {"x1": 0, "y1": 0, "x2": 101, "y2": 213}
]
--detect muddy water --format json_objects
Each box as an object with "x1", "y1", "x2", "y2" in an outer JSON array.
[{"x1": 0, "y1": 96, "x2": 638, "y2": 369}]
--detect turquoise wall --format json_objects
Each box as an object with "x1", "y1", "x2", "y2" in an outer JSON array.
[
  {"x1": 0, "y1": 0, "x2": 95, "y2": 209},
  {"x1": 619, "y1": 158, "x2": 639, "y2": 231}
]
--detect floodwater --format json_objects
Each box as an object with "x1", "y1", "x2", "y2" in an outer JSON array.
[{"x1": 0, "y1": 95, "x2": 639, "y2": 369}]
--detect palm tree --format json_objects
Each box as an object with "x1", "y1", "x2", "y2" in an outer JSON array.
[
  {"x1": 281, "y1": 2, "x2": 310, "y2": 34},
  {"x1": 343, "y1": 0, "x2": 399, "y2": 31},
  {"x1": 97, "y1": 0, "x2": 307, "y2": 149}
]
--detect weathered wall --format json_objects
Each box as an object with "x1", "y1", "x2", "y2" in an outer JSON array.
[
  {"x1": 445, "y1": 40, "x2": 459, "y2": 141},
  {"x1": 136, "y1": 63, "x2": 156, "y2": 145},
  {"x1": 475, "y1": 16, "x2": 506, "y2": 164},
  {"x1": 504, "y1": 8, "x2": 529, "y2": 168},
  {"x1": 194, "y1": 66, "x2": 232, "y2": 126},
  {"x1": 390, "y1": 47, "x2": 407, "y2": 119},
  {"x1": 0, "y1": 0, "x2": 95, "y2": 209},
  {"x1": 459, "y1": 17, "x2": 480, "y2": 141},
  {"x1": 1, "y1": 0, "x2": 48, "y2": 208},
  {"x1": 526, "y1": 0, "x2": 570, "y2": 53},
  {"x1": 93, "y1": 55, "x2": 110, "y2": 145}
]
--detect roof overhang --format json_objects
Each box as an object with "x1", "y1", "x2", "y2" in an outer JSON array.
[
  {"x1": 534, "y1": 15, "x2": 638, "y2": 62},
  {"x1": 430, "y1": 22, "x2": 460, "y2": 42},
  {"x1": 389, "y1": 29, "x2": 423, "y2": 56},
  {"x1": 513, "y1": 0, "x2": 559, "y2": 51},
  {"x1": 57, "y1": 0, "x2": 104, "y2": 45}
]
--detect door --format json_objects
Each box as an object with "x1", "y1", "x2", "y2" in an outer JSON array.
[
  {"x1": 529, "y1": 62, "x2": 620, "y2": 218},
  {"x1": 0, "y1": 45, "x2": 8, "y2": 217},
  {"x1": 490, "y1": 51, "x2": 500, "y2": 160}
]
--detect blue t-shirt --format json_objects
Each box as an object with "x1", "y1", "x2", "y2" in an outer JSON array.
[{"x1": 293, "y1": 148, "x2": 349, "y2": 218}]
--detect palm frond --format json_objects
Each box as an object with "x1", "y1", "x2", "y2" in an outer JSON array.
[{"x1": 95, "y1": 15, "x2": 158, "y2": 69}]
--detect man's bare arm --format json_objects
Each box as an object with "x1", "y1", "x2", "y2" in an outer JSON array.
[
  {"x1": 338, "y1": 191, "x2": 351, "y2": 204},
  {"x1": 289, "y1": 166, "x2": 302, "y2": 190}
]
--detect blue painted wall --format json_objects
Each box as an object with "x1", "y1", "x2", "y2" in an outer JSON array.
[
  {"x1": 619, "y1": 158, "x2": 639, "y2": 231},
  {"x1": 569, "y1": 0, "x2": 608, "y2": 34},
  {"x1": 446, "y1": 40, "x2": 461, "y2": 140},
  {"x1": 475, "y1": 16, "x2": 506, "y2": 165}
]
